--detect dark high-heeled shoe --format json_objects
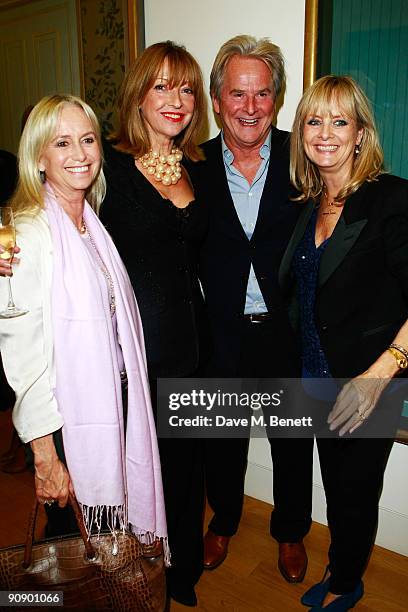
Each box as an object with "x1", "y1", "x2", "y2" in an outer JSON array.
[
  {"x1": 168, "y1": 585, "x2": 197, "y2": 607},
  {"x1": 310, "y1": 580, "x2": 364, "y2": 611},
  {"x1": 301, "y1": 566, "x2": 330, "y2": 607}
]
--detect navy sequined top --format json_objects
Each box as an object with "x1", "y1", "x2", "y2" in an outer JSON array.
[{"x1": 292, "y1": 210, "x2": 332, "y2": 378}]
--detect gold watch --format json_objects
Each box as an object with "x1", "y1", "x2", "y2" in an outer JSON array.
[{"x1": 388, "y1": 347, "x2": 408, "y2": 370}]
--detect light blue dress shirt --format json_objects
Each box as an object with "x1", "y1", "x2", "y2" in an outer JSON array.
[{"x1": 221, "y1": 132, "x2": 271, "y2": 314}]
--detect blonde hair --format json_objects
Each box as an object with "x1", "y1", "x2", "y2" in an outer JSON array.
[
  {"x1": 210, "y1": 34, "x2": 285, "y2": 102},
  {"x1": 11, "y1": 94, "x2": 105, "y2": 217},
  {"x1": 290, "y1": 75, "x2": 384, "y2": 202},
  {"x1": 113, "y1": 41, "x2": 206, "y2": 161}
]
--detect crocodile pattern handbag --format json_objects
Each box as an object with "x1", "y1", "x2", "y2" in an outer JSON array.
[{"x1": 0, "y1": 495, "x2": 166, "y2": 611}]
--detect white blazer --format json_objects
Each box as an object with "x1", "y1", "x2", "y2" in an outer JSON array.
[{"x1": 0, "y1": 211, "x2": 63, "y2": 442}]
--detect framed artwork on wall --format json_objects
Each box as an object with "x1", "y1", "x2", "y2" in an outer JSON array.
[
  {"x1": 303, "y1": 0, "x2": 408, "y2": 445},
  {"x1": 126, "y1": 0, "x2": 145, "y2": 64},
  {"x1": 79, "y1": 0, "x2": 145, "y2": 134}
]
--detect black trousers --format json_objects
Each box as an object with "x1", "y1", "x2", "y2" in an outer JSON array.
[
  {"x1": 316, "y1": 436, "x2": 393, "y2": 593},
  {"x1": 157, "y1": 437, "x2": 204, "y2": 590},
  {"x1": 205, "y1": 316, "x2": 313, "y2": 541},
  {"x1": 302, "y1": 377, "x2": 404, "y2": 594},
  {"x1": 150, "y1": 380, "x2": 205, "y2": 593}
]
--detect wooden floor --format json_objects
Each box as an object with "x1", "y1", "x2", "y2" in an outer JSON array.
[
  {"x1": 1, "y1": 410, "x2": 407, "y2": 611},
  {"x1": 185, "y1": 499, "x2": 408, "y2": 612}
]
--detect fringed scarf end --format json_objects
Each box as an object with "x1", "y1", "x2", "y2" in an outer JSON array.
[
  {"x1": 130, "y1": 527, "x2": 171, "y2": 567},
  {"x1": 80, "y1": 503, "x2": 127, "y2": 539},
  {"x1": 79, "y1": 504, "x2": 170, "y2": 566}
]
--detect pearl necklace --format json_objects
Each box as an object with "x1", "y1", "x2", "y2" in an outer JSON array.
[{"x1": 139, "y1": 148, "x2": 183, "y2": 186}]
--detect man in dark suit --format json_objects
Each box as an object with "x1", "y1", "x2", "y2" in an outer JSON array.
[
  {"x1": 0, "y1": 149, "x2": 17, "y2": 206},
  {"x1": 197, "y1": 35, "x2": 313, "y2": 582},
  {"x1": 0, "y1": 149, "x2": 19, "y2": 468},
  {"x1": 0, "y1": 149, "x2": 18, "y2": 399}
]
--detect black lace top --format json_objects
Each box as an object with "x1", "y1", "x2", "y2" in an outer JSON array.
[{"x1": 292, "y1": 209, "x2": 332, "y2": 378}]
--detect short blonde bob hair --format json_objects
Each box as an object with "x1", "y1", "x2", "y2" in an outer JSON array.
[
  {"x1": 290, "y1": 75, "x2": 384, "y2": 203},
  {"x1": 113, "y1": 41, "x2": 206, "y2": 161},
  {"x1": 210, "y1": 34, "x2": 285, "y2": 102},
  {"x1": 12, "y1": 94, "x2": 105, "y2": 217}
]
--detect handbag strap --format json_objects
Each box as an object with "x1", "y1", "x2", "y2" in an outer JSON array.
[{"x1": 23, "y1": 494, "x2": 96, "y2": 568}]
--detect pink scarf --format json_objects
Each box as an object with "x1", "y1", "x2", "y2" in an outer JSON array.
[{"x1": 45, "y1": 187, "x2": 168, "y2": 561}]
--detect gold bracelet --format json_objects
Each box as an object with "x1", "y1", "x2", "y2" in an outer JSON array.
[
  {"x1": 389, "y1": 343, "x2": 408, "y2": 361},
  {"x1": 388, "y1": 347, "x2": 408, "y2": 370}
]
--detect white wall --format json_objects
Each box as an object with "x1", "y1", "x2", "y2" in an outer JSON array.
[
  {"x1": 144, "y1": 0, "x2": 408, "y2": 556},
  {"x1": 145, "y1": 0, "x2": 305, "y2": 136}
]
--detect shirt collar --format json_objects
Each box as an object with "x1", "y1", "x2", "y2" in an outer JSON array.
[{"x1": 221, "y1": 130, "x2": 272, "y2": 166}]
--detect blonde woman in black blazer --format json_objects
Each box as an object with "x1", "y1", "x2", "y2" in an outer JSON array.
[{"x1": 280, "y1": 76, "x2": 408, "y2": 611}]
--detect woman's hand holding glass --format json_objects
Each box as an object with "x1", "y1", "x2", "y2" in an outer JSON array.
[
  {"x1": 0, "y1": 207, "x2": 27, "y2": 317},
  {"x1": 0, "y1": 244, "x2": 20, "y2": 276}
]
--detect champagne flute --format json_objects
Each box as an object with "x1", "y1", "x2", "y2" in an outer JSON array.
[{"x1": 0, "y1": 207, "x2": 28, "y2": 318}]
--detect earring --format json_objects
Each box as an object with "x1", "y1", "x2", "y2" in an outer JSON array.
[
  {"x1": 355, "y1": 143, "x2": 361, "y2": 155},
  {"x1": 39, "y1": 169, "x2": 46, "y2": 183}
]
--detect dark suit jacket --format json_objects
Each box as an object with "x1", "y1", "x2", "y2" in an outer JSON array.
[
  {"x1": 0, "y1": 149, "x2": 17, "y2": 206},
  {"x1": 0, "y1": 149, "x2": 18, "y2": 407},
  {"x1": 100, "y1": 140, "x2": 209, "y2": 378},
  {"x1": 279, "y1": 174, "x2": 408, "y2": 378},
  {"x1": 197, "y1": 128, "x2": 300, "y2": 374}
]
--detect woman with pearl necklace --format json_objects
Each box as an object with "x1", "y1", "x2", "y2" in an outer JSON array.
[{"x1": 100, "y1": 41, "x2": 210, "y2": 608}]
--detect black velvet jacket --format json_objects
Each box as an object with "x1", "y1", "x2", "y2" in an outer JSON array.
[
  {"x1": 279, "y1": 174, "x2": 408, "y2": 378},
  {"x1": 100, "y1": 140, "x2": 209, "y2": 378}
]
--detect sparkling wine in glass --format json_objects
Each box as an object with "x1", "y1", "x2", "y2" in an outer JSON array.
[{"x1": 0, "y1": 207, "x2": 28, "y2": 318}]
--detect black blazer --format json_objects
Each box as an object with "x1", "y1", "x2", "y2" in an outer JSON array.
[
  {"x1": 100, "y1": 140, "x2": 209, "y2": 379},
  {"x1": 197, "y1": 128, "x2": 300, "y2": 374},
  {"x1": 0, "y1": 149, "x2": 17, "y2": 205},
  {"x1": 0, "y1": 150, "x2": 18, "y2": 405},
  {"x1": 279, "y1": 174, "x2": 408, "y2": 378}
]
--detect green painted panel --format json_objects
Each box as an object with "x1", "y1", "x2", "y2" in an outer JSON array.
[{"x1": 321, "y1": 0, "x2": 408, "y2": 179}]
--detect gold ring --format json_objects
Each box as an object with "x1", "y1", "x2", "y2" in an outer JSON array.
[{"x1": 357, "y1": 404, "x2": 369, "y2": 421}]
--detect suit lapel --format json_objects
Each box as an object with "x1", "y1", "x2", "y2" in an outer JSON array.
[
  {"x1": 251, "y1": 127, "x2": 290, "y2": 241},
  {"x1": 318, "y1": 216, "x2": 367, "y2": 286},
  {"x1": 279, "y1": 183, "x2": 370, "y2": 289},
  {"x1": 318, "y1": 184, "x2": 369, "y2": 287}
]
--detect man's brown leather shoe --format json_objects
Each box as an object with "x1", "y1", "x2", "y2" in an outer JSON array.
[
  {"x1": 278, "y1": 541, "x2": 307, "y2": 583},
  {"x1": 203, "y1": 530, "x2": 230, "y2": 570}
]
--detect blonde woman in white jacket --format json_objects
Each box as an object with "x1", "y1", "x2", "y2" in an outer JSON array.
[{"x1": 0, "y1": 95, "x2": 168, "y2": 557}]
